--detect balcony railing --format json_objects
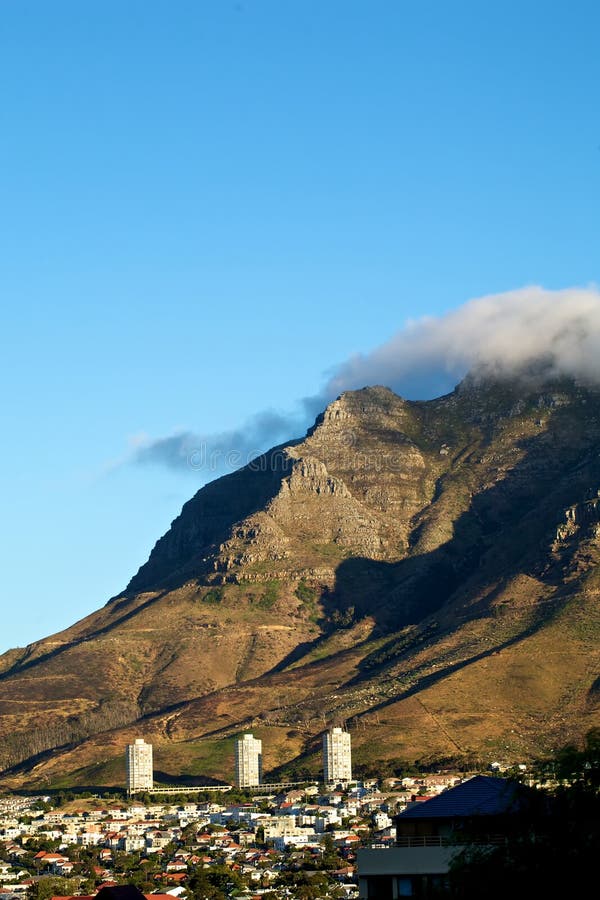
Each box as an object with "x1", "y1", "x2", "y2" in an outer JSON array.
[
  {"x1": 396, "y1": 836, "x2": 446, "y2": 847},
  {"x1": 395, "y1": 834, "x2": 507, "y2": 848}
]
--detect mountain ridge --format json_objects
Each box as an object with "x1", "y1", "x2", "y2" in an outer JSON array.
[{"x1": 1, "y1": 374, "x2": 599, "y2": 787}]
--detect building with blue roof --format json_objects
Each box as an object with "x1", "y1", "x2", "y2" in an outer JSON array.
[{"x1": 357, "y1": 775, "x2": 538, "y2": 899}]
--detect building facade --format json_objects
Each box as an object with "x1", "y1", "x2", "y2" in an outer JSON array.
[
  {"x1": 323, "y1": 727, "x2": 352, "y2": 785},
  {"x1": 235, "y1": 733, "x2": 262, "y2": 788},
  {"x1": 357, "y1": 775, "x2": 537, "y2": 899},
  {"x1": 125, "y1": 738, "x2": 153, "y2": 793}
]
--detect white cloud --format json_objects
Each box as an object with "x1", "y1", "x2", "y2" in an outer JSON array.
[
  {"x1": 326, "y1": 286, "x2": 600, "y2": 399},
  {"x1": 131, "y1": 286, "x2": 600, "y2": 473}
]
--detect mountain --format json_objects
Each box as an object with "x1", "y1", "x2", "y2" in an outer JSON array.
[{"x1": 1, "y1": 374, "x2": 599, "y2": 789}]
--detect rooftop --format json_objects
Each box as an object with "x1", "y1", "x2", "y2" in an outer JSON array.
[{"x1": 397, "y1": 775, "x2": 533, "y2": 820}]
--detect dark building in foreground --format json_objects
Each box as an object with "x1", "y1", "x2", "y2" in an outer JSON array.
[{"x1": 357, "y1": 775, "x2": 537, "y2": 899}]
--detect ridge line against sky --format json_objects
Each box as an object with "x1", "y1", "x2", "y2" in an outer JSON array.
[
  {"x1": 2, "y1": 0, "x2": 600, "y2": 651},
  {"x1": 131, "y1": 286, "x2": 600, "y2": 474}
]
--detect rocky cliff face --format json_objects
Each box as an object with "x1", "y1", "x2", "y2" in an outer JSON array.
[
  {"x1": 0, "y1": 376, "x2": 599, "y2": 786},
  {"x1": 126, "y1": 386, "x2": 434, "y2": 594}
]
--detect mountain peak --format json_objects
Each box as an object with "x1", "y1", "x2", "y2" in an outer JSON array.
[{"x1": 307, "y1": 385, "x2": 407, "y2": 437}]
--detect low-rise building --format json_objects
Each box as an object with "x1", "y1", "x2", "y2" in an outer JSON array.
[{"x1": 357, "y1": 775, "x2": 537, "y2": 899}]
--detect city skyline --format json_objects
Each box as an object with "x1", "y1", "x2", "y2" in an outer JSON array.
[{"x1": 121, "y1": 728, "x2": 357, "y2": 793}]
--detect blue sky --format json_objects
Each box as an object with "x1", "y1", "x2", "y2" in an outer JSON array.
[{"x1": 1, "y1": 0, "x2": 599, "y2": 651}]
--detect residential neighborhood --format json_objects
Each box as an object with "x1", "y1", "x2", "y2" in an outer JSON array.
[{"x1": 0, "y1": 773, "x2": 465, "y2": 900}]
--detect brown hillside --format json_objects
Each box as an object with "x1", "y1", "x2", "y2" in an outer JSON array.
[{"x1": 1, "y1": 375, "x2": 599, "y2": 788}]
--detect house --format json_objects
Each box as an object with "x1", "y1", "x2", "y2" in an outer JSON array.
[
  {"x1": 33, "y1": 853, "x2": 68, "y2": 873},
  {"x1": 92, "y1": 867, "x2": 112, "y2": 880},
  {"x1": 77, "y1": 831, "x2": 104, "y2": 846},
  {"x1": 122, "y1": 835, "x2": 145, "y2": 852},
  {"x1": 53, "y1": 861, "x2": 74, "y2": 877},
  {"x1": 155, "y1": 873, "x2": 187, "y2": 885},
  {"x1": 103, "y1": 832, "x2": 121, "y2": 850},
  {"x1": 145, "y1": 829, "x2": 173, "y2": 851},
  {"x1": 165, "y1": 861, "x2": 188, "y2": 872},
  {"x1": 357, "y1": 775, "x2": 537, "y2": 899}
]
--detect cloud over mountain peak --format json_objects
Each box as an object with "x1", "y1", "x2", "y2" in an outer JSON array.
[{"x1": 133, "y1": 286, "x2": 600, "y2": 473}]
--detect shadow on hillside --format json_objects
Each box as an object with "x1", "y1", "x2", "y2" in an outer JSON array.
[
  {"x1": 353, "y1": 609, "x2": 564, "y2": 718},
  {"x1": 152, "y1": 770, "x2": 229, "y2": 788},
  {"x1": 587, "y1": 675, "x2": 600, "y2": 708},
  {"x1": 267, "y1": 413, "x2": 600, "y2": 694},
  {"x1": 0, "y1": 738, "x2": 87, "y2": 779},
  {"x1": 266, "y1": 635, "x2": 333, "y2": 673},
  {"x1": 334, "y1": 423, "x2": 600, "y2": 630},
  {"x1": 15, "y1": 786, "x2": 127, "y2": 798}
]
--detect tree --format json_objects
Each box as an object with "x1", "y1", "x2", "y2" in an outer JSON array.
[
  {"x1": 28, "y1": 877, "x2": 79, "y2": 900},
  {"x1": 188, "y1": 865, "x2": 243, "y2": 900},
  {"x1": 275, "y1": 869, "x2": 338, "y2": 900},
  {"x1": 320, "y1": 833, "x2": 343, "y2": 871}
]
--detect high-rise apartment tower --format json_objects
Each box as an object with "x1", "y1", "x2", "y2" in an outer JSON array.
[
  {"x1": 323, "y1": 727, "x2": 352, "y2": 785},
  {"x1": 125, "y1": 738, "x2": 153, "y2": 793},
  {"x1": 235, "y1": 733, "x2": 262, "y2": 788}
]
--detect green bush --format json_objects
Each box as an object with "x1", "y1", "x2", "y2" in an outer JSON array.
[
  {"x1": 295, "y1": 579, "x2": 317, "y2": 604},
  {"x1": 257, "y1": 579, "x2": 280, "y2": 609}
]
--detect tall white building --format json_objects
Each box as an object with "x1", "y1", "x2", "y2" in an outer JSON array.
[
  {"x1": 323, "y1": 727, "x2": 352, "y2": 785},
  {"x1": 235, "y1": 733, "x2": 262, "y2": 788},
  {"x1": 126, "y1": 738, "x2": 153, "y2": 793}
]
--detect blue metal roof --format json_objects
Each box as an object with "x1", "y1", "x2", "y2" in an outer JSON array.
[{"x1": 398, "y1": 775, "x2": 531, "y2": 820}]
